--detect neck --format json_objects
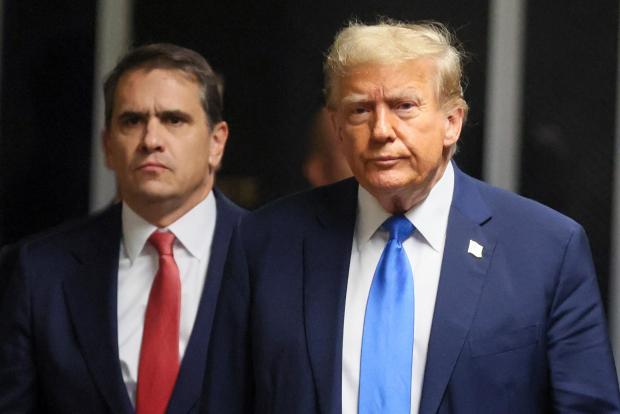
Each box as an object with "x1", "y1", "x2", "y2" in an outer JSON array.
[
  {"x1": 375, "y1": 160, "x2": 449, "y2": 215},
  {"x1": 125, "y1": 189, "x2": 212, "y2": 228}
]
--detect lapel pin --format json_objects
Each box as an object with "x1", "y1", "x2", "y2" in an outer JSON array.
[{"x1": 468, "y1": 240, "x2": 483, "y2": 258}]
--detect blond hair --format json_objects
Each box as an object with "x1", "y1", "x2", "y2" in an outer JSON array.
[{"x1": 324, "y1": 20, "x2": 469, "y2": 121}]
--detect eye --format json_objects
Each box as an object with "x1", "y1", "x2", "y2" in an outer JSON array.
[
  {"x1": 161, "y1": 113, "x2": 188, "y2": 126},
  {"x1": 346, "y1": 105, "x2": 371, "y2": 125},
  {"x1": 393, "y1": 100, "x2": 420, "y2": 119},
  {"x1": 119, "y1": 113, "x2": 144, "y2": 127},
  {"x1": 395, "y1": 101, "x2": 417, "y2": 111}
]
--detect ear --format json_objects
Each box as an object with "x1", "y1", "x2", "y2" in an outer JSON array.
[
  {"x1": 443, "y1": 106, "x2": 464, "y2": 148},
  {"x1": 102, "y1": 129, "x2": 114, "y2": 169},
  {"x1": 208, "y1": 121, "x2": 229, "y2": 170}
]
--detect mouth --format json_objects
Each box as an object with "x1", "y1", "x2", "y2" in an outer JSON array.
[
  {"x1": 367, "y1": 156, "x2": 405, "y2": 167},
  {"x1": 135, "y1": 162, "x2": 169, "y2": 172}
]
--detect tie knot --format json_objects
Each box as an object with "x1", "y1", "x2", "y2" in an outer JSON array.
[
  {"x1": 148, "y1": 231, "x2": 176, "y2": 256},
  {"x1": 381, "y1": 215, "x2": 415, "y2": 243}
]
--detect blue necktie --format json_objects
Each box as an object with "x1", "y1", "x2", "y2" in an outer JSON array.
[{"x1": 359, "y1": 215, "x2": 415, "y2": 414}]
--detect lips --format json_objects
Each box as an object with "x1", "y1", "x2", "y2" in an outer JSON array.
[
  {"x1": 135, "y1": 161, "x2": 169, "y2": 172},
  {"x1": 367, "y1": 155, "x2": 406, "y2": 167},
  {"x1": 370, "y1": 155, "x2": 403, "y2": 162}
]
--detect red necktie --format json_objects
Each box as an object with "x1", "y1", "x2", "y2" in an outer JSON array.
[{"x1": 136, "y1": 231, "x2": 181, "y2": 414}]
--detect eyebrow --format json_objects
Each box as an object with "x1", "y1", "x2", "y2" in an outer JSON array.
[
  {"x1": 157, "y1": 109, "x2": 193, "y2": 121},
  {"x1": 384, "y1": 89, "x2": 422, "y2": 102},
  {"x1": 116, "y1": 109, "x2": 193, "y2": 122},
  {"x1": 341, "y1": 88, "x2": 422, "y2": 105},
  {"x1": 117, "y1": 111, "x2": 148, "y2": 122},
  {"x1": 341, "y1": 93, "x2": 372, "y2": 105}
]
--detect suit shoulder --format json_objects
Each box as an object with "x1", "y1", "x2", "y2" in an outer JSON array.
[
  {"x1": 468, "y1": 176, "x2": 582, "y2": 238},
  {"x1": 214, "y1": 187, "x2": 247, "y2": 219},
  {"x1": 243, "y1": 178, "x2": 356, "y2": 229},
  {"x1": 19, "y1": 204, "x2": 121, "y2": 258}
]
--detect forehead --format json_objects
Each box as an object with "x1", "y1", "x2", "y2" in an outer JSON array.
[
  {"x1": 335, "y1": 58, "x2": 438, "y2": 103},
  {"x1": 113, "y1": 68, "x2": 202, "y2": 111}
]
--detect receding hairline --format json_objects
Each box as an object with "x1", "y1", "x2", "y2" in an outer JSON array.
[
  {"x1": 103, "y1": 43, "x2": 225, "y2": 128},
  {"x1": 108, "y1": 65, "x2": 208, "y2": 122},
  {"x1": 114, "y1": 64, "x2": 205, "y2": 94},
  {"x1": 111, "y1": 66, "x2": 207, "y2": 109}
]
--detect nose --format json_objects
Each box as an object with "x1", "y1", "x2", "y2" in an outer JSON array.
[
  {"x1": 141, "y1": 118, "x2": 164, "y2": 152},
  {"x1": 371, "y1": 105, "x2": 396, "y2": 142}
]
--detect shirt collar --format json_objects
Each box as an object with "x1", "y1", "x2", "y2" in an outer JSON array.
[
  {"x1": 356, "y1": 162, "x2": 455, "y2": 252},
  {"x1": 121, "y1": 192, "x2": 217, "y2": 262}
]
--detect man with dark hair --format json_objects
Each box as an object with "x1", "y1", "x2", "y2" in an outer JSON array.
[
  {"x1": 203, "y1": 21, "x2": 620, "y2": 413},
  {"x1": 0, "y1": 43, "x2": 244, "y2": 414}
]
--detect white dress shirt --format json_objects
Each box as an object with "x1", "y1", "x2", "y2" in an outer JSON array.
[
  {"x1": 342, "y1": 162, "x2": 454, "y2": 414},
  {"x1": 117, "y1": 193, "x2": 217, "y2": 404}
]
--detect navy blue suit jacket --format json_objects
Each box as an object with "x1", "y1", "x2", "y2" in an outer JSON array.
[
  {"x1": 204, "y1": 166, "x2": 620, "y2": 413},
  {"x1": 0, "y1": 189, "x2": 244, "y2": 414}
]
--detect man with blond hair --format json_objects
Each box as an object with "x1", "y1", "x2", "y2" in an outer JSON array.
[{"x1": 203, "y1": 21, "x2": 620, "y2": 413}]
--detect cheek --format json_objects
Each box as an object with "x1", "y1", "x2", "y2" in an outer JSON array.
[
  {"x1": 398, "y1": 123, "x2": 445, "y2": 157},
  {"x1": 340, "y1": 139, "x2": 364, "y2": 169},
  {"x1": 111, "y1": 134, "x2": 140, "y2": 155},
  {"x1": 105, "y1": 142, "x2": 126, "y2": 168},
  {"x1": 343, "y1": 125, "x2": 370, "y2": 149},
  {"x1": 188, "y1": 142, "x2": 212, "y2": 171}
]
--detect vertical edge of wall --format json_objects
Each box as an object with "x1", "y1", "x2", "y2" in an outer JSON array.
[
  {"x1": 609, "y1": 3, "x2": 620, "y2": 384},
  {"x1": 482, "y1": 0, "x2": 526, "y2": 191},
  {"x1": 89, "y1": 0, "x2": 133, "y2": 212}
]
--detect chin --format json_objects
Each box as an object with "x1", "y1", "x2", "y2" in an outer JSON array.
[
  {"x1": 365, "y1": 172, "x2": 415, "y2": 193},
  {"x1": 128, "y1": 185, "x2": 177, "y2": 203}
]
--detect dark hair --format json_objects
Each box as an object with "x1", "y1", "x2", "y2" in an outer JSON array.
[{"x1": 103, "y1": 43, "x2": 224, "y2": 127}]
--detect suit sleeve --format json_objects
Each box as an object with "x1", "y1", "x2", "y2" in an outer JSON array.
[
  {"x1": 547, "y1": 225, "x2": 620, "y2": 412},
  {"x1": 0, "y1": 244, "x2": 38, "y2": 413},
  {"x1": 201, "y1": 225, "x2": 254, "y2": 413}
]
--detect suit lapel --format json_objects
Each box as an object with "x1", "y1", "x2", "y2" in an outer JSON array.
[
  {"x1": 62, "y1": 205, "x2": 134, "y2": 414},
  {"x1": 419, "y1": 166, "x2": 496, "y2": 414},
  {"x1": 167, "y1": 190, "x2": 242, "y2": 414},
  {"x1": 303, "y1": 179, "x2": 358, "y2": 414}
]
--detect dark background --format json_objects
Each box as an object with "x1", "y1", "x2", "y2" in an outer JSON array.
[{"x1": 1, "y1": 1, "x2": 618, "y2": 309}]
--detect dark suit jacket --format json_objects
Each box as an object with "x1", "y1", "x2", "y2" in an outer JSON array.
[
  {"x1": 0, "y1": 243, "x2": 19, "y2": 301},
  {"x1": 0, "y1": 189, "x2": 244, "y2": 414},
  {"x1": 203, "y1": 165, "x2": 620, "y2": 413}
]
